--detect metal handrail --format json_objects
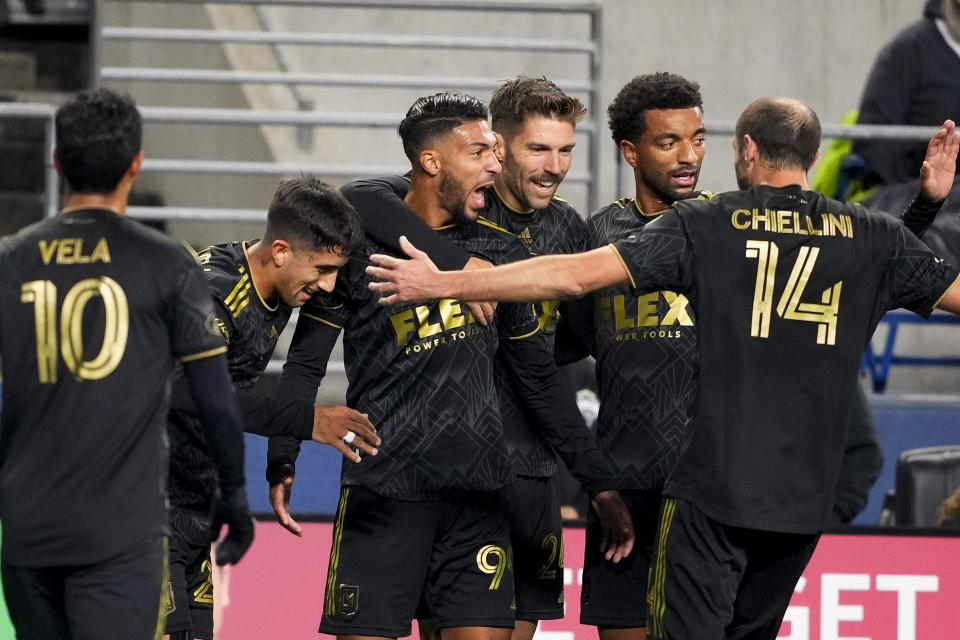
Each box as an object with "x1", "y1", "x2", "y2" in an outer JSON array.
[
  {"x1": 140, "y1": 158, "x2": 591, "y2": 184},
  {"x1": 98, "y1": 0, "x2": 603, "y2": 210},
  {"x1": 99, "y1": 68, "x2": 593, "y2": 93},
  {"x1": 110, "y1": 0, "x2": 601, "y2": 12},
  {"x1": 135, "y1": 105, "x2": 596, "y2": 134},
  {"x1": 100, "y1": 27, "x2": 597, "y2": 54}
]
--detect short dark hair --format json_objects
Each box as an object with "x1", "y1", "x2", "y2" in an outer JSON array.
[
  {"x1": 265, "y1": 177, "x2": 365, "y2": 257},
  {"x1": 54, "y1": 88, "x2": 143, "y2": 194},
  {"x1": 607, "y1": 72, "x2": 702, "y2": 144},
  {"x1": 397, "y1": 92, "x2": 488, "y2": 163},
  {"x1": 490, "y1": 75, "x2": 587, "y2": 136},
  {"x1": 734, "y1": 97, "x2": 821, "y2": 171}
]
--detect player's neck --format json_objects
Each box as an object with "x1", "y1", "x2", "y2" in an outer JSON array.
[
  {"x1": 61, "y1": 190, "x2": 127, "y2": 215},
  {"x1": 633, "y1": 182, "x2": 672, "y2": 216},
  {"x1": 244, "y1": 240, "x2": 278, "y2": 301},
  {"x1": 405, "y1": 180, "x2": 456, "y2": 228},
  {"x1": 494, "y1": 176, "x2": 533, "y2": 213},
  {"x1": 750, "y1": 168, "x2": 809, "y2": 190}
]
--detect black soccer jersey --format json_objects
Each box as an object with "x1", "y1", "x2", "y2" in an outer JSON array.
[
  {"x1": 481, "y1": 187, "x2": 590, "y2": 477},
  {"x1": 575, "y1": 197, "x2": 703, "y2": 490},
  {"x1": 612, "y1": 185, "x2": 959, "y2": 533},
  {"x1": 0, "y1": 208, "x2": 226, "y2": 567},
  {"x1": 289, "y1": 221, "x2": 540, "y2": 500},
  {"x1": 168, "y1": 241, "x2": 293, "y2": 544}
]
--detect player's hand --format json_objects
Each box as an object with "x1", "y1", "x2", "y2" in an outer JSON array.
[
  {"x1": 269, "y1": 475, "x2": 303, "y2": 537},
  {"x1": 312, "y1": 405, "x2": 380, "y2": 463},
  {"x1": 590, "y1": 489, "x2": 634, "y2": 563},
  {"x1": 920, "y1": 119, "x2": 959, "y2": 202},
  {"x1": 367, "y1": 236, "x2": 444, "y2": 305},
  {"x1": 212, "y1": 485, "x2": 255, "y2": 566},
  {"x1": 463, "y1": 256, "x2": 497, "y2": 326}
]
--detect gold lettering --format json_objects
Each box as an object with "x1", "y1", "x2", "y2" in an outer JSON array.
[
  {"x1": 90, "y1": 237, "x2": 111, "y2": 263},
  {"x1": 438, "y1": 299, "x2": 466, "y2": 329},
  {"x1": 661, "y1": 292, "x2": 694, "y2": 326},
  {"x1": 613, "y1": 295, "x2": 635, "y2": 330},
  {"x1": 753, "y1": 208, "x2": 773, "y2": 232},
  {"x1": 777, "y1": 210, "x2": 792, "y2": 234},
  {"x1": 636, "y1": 292, "x2": 659, "y2": 327},
  {"x1": 416, "y1": 305, "x2": 442, "y2": 339},
  {"x1": 731, "y1": 209, "x2": 751, "y2": 230},
  {"x1": 595, "y1": 296, "x2": 612, "y2": 325},
  {"x1": 56, "y1": 238, "x2": 77, "y2": 263},
  {"x1": 390, "y1": 309, "x2": 417, "y2": 347},
  {"x1": 39, "y1": 240, "x2": 58, "y2": 265}
]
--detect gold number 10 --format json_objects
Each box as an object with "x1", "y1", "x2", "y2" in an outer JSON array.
[
  {"x1": 745, "y1": 240, "x2": 842, "y2": 345},
  {"x1": 21, "y1": 277, "x2": 130, "y2": 383}
]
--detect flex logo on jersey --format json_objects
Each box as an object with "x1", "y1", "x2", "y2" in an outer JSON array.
[
  {"x1": 38, "y1": 237, "x2": 111, "y2": 265},
  {"x1": 390, "y1": 299, "x2": 480, "y2": 353},
  {"x1": 595, "y1": 291, "x2": 693, "y2": 333}
]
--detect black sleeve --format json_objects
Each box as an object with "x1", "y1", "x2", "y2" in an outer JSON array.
[
  {"x1": 555, "y1": 296, "x2": 596, "y2": 365},
  {"x1": 342, "y1": 176, "x2": 471, "y2": 270},
  {"x1": 266, "y1": 313, "x2": 341, "y2": 485},
  {"x1": 830, "y1": 386, "x2": 884, "y2": 524},
  {"x1": 898, "y1": 191, "x2": 945, "y2": 239},
  {"x1": 235, "y1": 388, "x2": 313, "y2": 440},
  {"x1": 182, "y1": 354, "x2": 247, "y2": 492},
  {"x1": 500, "y1": 332, "x2": 615, "y2": 497}
]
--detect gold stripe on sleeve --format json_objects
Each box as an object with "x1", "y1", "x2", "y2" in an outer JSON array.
[
  {"x1": 180, "y1": 345, "x2": 228, "y2": 363},
  {"x1": 608, "y1": 243, "x2": 637, "y2": 290},
  {"x1": 932, "y1": 272, "x2": 960, "y2": 309},
  {"x1": 300, "y1": 312, "x2": 343, "y2": 330}
]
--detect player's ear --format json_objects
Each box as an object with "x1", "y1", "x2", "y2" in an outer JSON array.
[
  {"x1": 493, "y1": 131, "x2": 506, "y2": 164},
  {"x1": 419, "y1": 149, "x2": 441, "y2": 177},
  {"x1": 741, "y1": 134, "x2": 758, "y2": 164},
  {"x1": 271, "y1": 238, "x2": 293, "y2": 267},
  {"x1": 126, "y1": 150, "x2": 143, "y2": 182},
  {"x1": 619, "y1": 140, "x2": 639, "y2": 168}
]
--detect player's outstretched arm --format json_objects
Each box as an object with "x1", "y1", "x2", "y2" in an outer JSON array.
[
  {"x1": 590, "y1": 490, "x2": 635, "y2": 563},
  {"x1": 366, "y1": 236, "x2": 629, "y2": 304}
]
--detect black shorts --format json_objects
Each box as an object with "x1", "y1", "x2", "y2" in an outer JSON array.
[
  {"x1": 320, "y1": 485, "x2": 515, "y2": 638},
  {"x1": 580, "y1": 489, "x2": 661, "y2": 627},
  {"x1": 505, "y1": 475, "x2": 564, "y2": 621},
  {"x1": 647, "y1": 498, "x2": 820, "y2": 640},
  {"x1": 1, "y1": 535, "x2": 166, "y2": 640},
  {"x1": 164, "y1": 532, "x2": 214, "y2": 640}
]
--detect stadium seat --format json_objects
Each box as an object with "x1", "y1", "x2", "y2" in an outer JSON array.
[{"x1": 885, "y1": 446, "x2": 960, "y2": 526}]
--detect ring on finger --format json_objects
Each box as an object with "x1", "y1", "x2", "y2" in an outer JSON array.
[{"x1": 342, "y1": 430, "x2": 357, "y2": 444}]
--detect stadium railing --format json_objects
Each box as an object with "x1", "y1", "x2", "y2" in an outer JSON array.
[{"x1": 92, "y1": 0, "x2": 604, "y2": 220}]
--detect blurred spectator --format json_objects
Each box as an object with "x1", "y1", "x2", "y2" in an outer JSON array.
[
  {"x1": 937, "y1": 486, "x2": 960, "y2": 528},
  {"x1": 853, "y1": 0, "x2": 960, "y2": 266}
]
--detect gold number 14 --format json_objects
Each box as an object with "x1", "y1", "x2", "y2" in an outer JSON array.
[{"x1": 745, "y1": 240, "x2": 842, "y2": 345}]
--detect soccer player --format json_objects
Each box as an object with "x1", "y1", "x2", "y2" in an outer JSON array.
[
  {"x1": 0, "y1": 88, "x2": 253, "y2": 640},
  {"x1": 565, "y1": 72, "x2": 892, "y2": 640},
  {"x1": 338, "y1": 76, "x2": 614, "y2": 640},
  {"x1": 365, "y1": 98, "x2": 960, "y2": 639},
  {"x1": 267, "y1": 92, "x2": 631, "y2": 640},
  {"x1": 163, "y1": 177, "x2": 379, "y2": 640}
]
